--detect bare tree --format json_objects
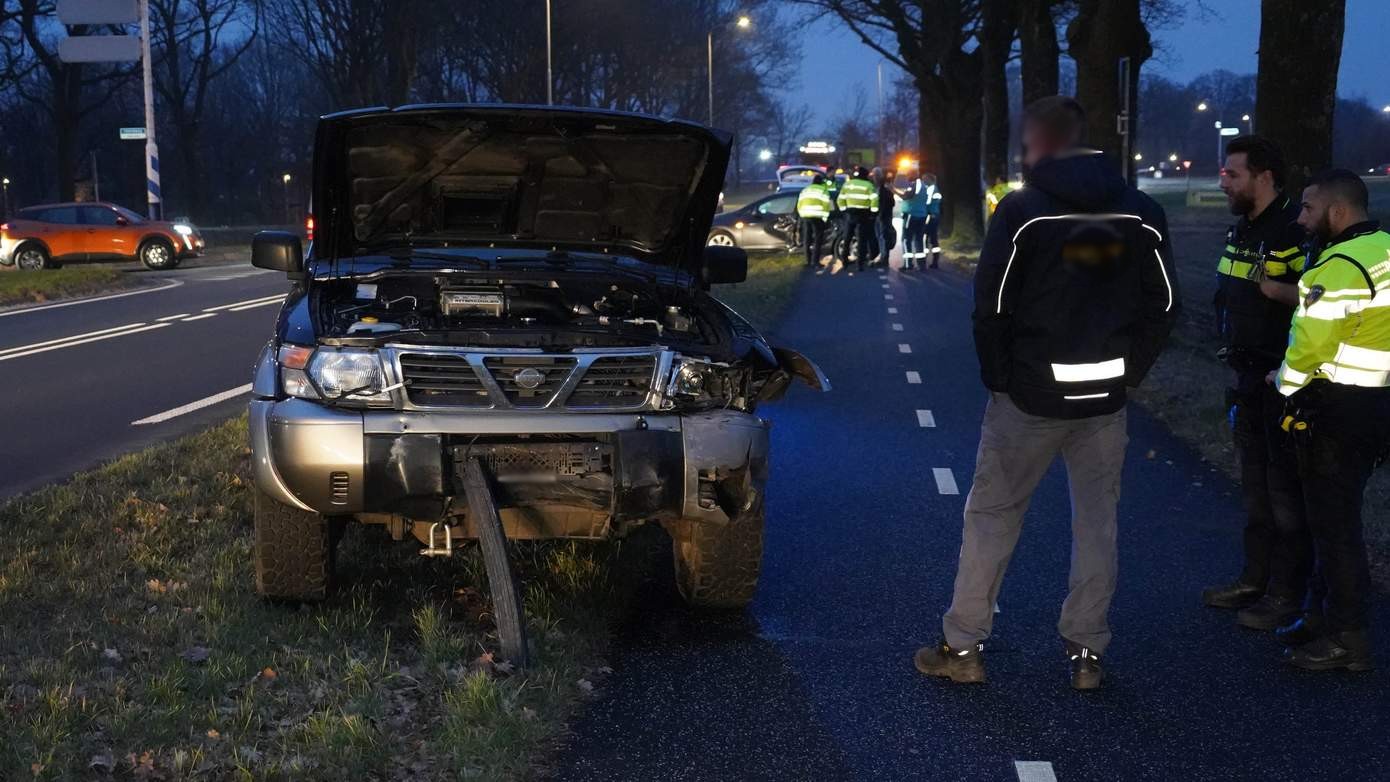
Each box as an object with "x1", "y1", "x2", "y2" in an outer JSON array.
[
  {"x1": 271, "y1": 0, "x2": 428, "y2": 108},
  {"x1": 980, "y1": 0, "x2": 1017, "y2": 183},
  {"x1": 1256, "y1": 0, "x2": 1344, "y2": 191},
  {"x1": 0, "y1": 0, "x2": 136, "y2": 200},
  {"x1": 1066, "y1": 0, "x2": 1151, "y2": 176},
  {"x1": 1019, "y1": 0, "x2": 1061, "y2": 105},
  {"x1": 151, "y1": 0, "x2": 259, "y2": 218}
]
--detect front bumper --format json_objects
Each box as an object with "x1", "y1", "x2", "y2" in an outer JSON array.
[{"x1": 249, "y1": 398, "x2": 770, "y2": 530}]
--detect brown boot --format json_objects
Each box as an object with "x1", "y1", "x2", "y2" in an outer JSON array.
[{"x1": 914, "y1": 640, "x2": 985, "y2": 684}]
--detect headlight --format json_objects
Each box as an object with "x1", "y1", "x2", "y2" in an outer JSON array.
[
  {"x1": 278, "y1": 345, "x2": 318, "y2": 399},
  {"x1": 309, "y1": 349, "x2": 387, "y2": 401},
  {"x1": 665, "y1": 356, "x2": 746, "y2": 410},
  {"x1": 172, "y1": 223, "x2": 194, "y2": 236}
]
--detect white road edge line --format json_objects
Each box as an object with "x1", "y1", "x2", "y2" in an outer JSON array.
[
  {"x1": 0, "y1": 278, "x2": 183, "y2": 318},
  {"x1": 916, "y1": 409, "x2": 935, "y2": 427},
  {"x1": 156, "y1": 313, "x2": 190, "y2": 321},
  {"x1": 0, "y1": 321, "x2": 149, "y2": 357},
  {"x1": 202, "y1": 294, "x2": 283, "y2": 313},
  {"x1": 181, "y1": 313, "x2": 218, "y2": 322},
  {"x1": 132, "y1": 384, "x2": 254, "y2": 426},
  {"x1": 933, "y1": 467, "x2": 959, "y2": 495},
  {"x1": 226, "y1": 299, "x2": 284, "y2": 312},
  {"x1": 0, "y1": 323, "x2": 170, "y2": 362},
  {"x1": 898, "y1": 343, "x2": 912, "y2": 354},
  {"x1": 1014, "y1": 761, "x2": 1058, "y2": 782},
  {"x1": 905, "y1": 371, "x2": 921, "y2": 384}
]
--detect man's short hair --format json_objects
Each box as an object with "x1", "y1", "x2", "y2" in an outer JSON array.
[
  {"x1": 1307, "y1": 168, "x2": 1370, "y2": 212},
  {"x1": 1225, "y1": 135, "x2": 1286, "y2": 189},
  {"x1": 1023, "y1": 96, "x2": 1087, "y2": 145}
]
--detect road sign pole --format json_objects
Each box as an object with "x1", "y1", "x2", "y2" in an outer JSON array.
[{"x1": 140, "y1": 0, "x2": 161, "y2": 220}]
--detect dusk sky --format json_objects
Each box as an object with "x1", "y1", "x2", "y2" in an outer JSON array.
[{"x1": 789, "y1": 0, "x2": 1390, "y2": 130}]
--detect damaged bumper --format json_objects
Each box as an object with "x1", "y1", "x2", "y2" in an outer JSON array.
[{"x1": 248, "y1": 399, "x2": 769, "y2": 532}]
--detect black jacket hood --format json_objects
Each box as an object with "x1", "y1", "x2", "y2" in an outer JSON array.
[{"x1": 1026, "y1": 150, "x2": 1127, "y2": 212}]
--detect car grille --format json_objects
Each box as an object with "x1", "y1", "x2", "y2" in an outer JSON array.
[
  {"x1": 399, "y1": 353, "x2": 491, "y2": 407},
  {"x1": 568, "y1": 355, "x2": 659, "y2": 407},
  {"x1": 393, "y1": 350, "x2": 663, "y2": 411}
]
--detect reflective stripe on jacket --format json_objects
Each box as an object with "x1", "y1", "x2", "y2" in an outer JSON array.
[
  {"x1": 837, "y1": 177, "x2": 879, "y2": 212},
  {"x1": 796, "y1": 183, "x2": 832, "y2": 219},
  {"x1": 1278, "y1": 224, "x2": 1390, "y2": 395}
]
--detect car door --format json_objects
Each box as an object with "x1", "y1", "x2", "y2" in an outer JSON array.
[
  {"x1": 749, "y1": 194, "x2": 799, "y2": 249},
  {"x1": 31, "y1": 207, "x2": 84, "y2": 261},
  {"x1": 79, "y1": 205, "x2": 138, "y2": 260}
]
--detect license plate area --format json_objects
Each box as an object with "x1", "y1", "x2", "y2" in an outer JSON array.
[{"x1": 452, "y1": 440, "x2": 612, "y2": 484}]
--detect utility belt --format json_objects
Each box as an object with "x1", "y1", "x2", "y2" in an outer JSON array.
[
  {"x1": 1216, "y1": 345, "x2": 1283, "y2": 374},
  {"x1": 1277, "y1": 382, "x2": 1390, "y2": 466}
]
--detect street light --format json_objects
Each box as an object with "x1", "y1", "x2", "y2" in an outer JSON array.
[
  {"x1": 707, "y1": 15, "x2": 753, "y2": 126},
  {"x1": 1169, "y1": 153, "x2": 1178, "y2": 162},
  {"x1": 1, "y1": 177, "x2": 9, "y2": 217},
  {"x1": 1196, "y1": 101, "x2": 1209, "y2": 112},
  {"x1": 1241, "y1": 113, "x2": 1253, "y2": 134},
  {"x1": 758, "y1": 148, "x2": 772, "y2": 162},
  {"x1": 1133, "y1": 153, "x2": 1143, "y2": 161},
  {"x1": 282, "y1": 173, "x2": 292, "y2": 224}
]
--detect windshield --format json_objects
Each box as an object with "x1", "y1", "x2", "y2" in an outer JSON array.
[{"x1": 342, "y1": 115, "x2": 712, "y2": 255}]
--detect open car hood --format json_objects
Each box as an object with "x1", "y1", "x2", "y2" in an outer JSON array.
[{"x1": 311, "y1": 104, "x2": 732, "y2": 274}]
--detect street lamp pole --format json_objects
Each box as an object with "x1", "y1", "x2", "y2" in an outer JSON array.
[
  {"x1": 1215, "y1": 121, "x2": 1224, "y2": 171},
  {"x1": 1242, "y1": 113, "x2": 1253, "y2": 135},
  {"x1": 545, "y1": 0, "x2": 553, "y2": 106},
  {"x1": 706, "y1": 31, "x2": 714, "y2": 126},
  {"x1": 282, "y1": 173, "x2": 292, "y2": 225},
  {"x1": 1, "y1": 178, "x2": 9, "y2": 217}
]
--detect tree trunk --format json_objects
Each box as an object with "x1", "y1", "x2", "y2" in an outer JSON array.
[
  {"x1": 1256, "y1": 0, "x2": 1344, "y2": 192},
  {"x1": 921, "y1": 53, "x2": 984, "y2": 246},
  {"x1": 54, "y1": 67, "x2": 83, "y2": 203},
  {"x1": 177, "y1": 121, "x2": 205, "y2": 220},
  {"x1": 1019, "y1": 0, "x2": 1060, "y2": 106},
  {"x1": 980, "y1": 0, "x2": 1017, "y2": 183},
  {"x1": 1066, "y1": 0, "x2": 1151, "y2": 178}
]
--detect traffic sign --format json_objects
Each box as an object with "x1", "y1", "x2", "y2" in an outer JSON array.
[
  {"x1": 57, "y1": 0, "x2": 138, "y2": 25},
  {"x1": 120, "y1": 127, "x2": 147, "y2": 140},
  {"x1": 1220, "y1": 127, "x2": 1241, "y2": 137},
  {"x1": 58, "y1": 35, "x2": 140, "y2": 63}
]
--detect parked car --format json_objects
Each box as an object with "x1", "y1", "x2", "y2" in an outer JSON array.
[
  {"x1": 247, "y1": 104, "x2": 827, "y2": 608},
  {"x1": 0, "y1": 202, "x2": 204, "y2": 271},
  {"x1": 706, "y1": 191, "x2": 800, "y2": 250},
  {"x1": 1366, "y1": 163, "x2": 1390, "y2": 177}
]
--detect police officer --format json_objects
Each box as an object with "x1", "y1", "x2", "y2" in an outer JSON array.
[
  {"x1": 873, "y1": 167, "x2": 897, "y2": 267},
  {"x1": 985, "y1": 176, "x2": 1010, "y2": 218},
  {"x1": 1200, "y1": 136, "x2": 1313, "y2": 634},
  {"x1": 796, "y1": 174, "x2": 832, "y2": 268},
  {"x1": 1274, "y1": 169, "x2": 1390, "y2": 671},
  {"x1": 837, "y1": 166, "x2": 879, "y2": 272},
  {"x1": 922, "y1": 173, "x2": 943, "y2": 267}
]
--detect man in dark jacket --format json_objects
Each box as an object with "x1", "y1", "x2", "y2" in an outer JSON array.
[{"x1": 915, "y1": 96, "x2": 1179, "y2": 690}]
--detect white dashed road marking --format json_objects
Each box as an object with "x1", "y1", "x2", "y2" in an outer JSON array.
[
  {"x1": 132, "y1": 384, "x2": 253, "y2": 426},
  {"x1": 916, "y1": 410, "x2": 935, "y2": 427},
  {"x1": 226, "y1": 299, "x2": 284, "y2": 312},
  {"x1": 905, "y1": 371, "x2": 921, "y2": 384},
  {"x1": 884, "y1": 294, "x2": 894, "y2": 300},
  {"x1": 898, "y1": 343, "x2": 912, "y2": 354},
  {"x1": 891, "y1": 323, "x2": 904, "y2": 331},
  {"x1": 933, "y1": 467, "x2": 959, "y2": 495},
  {"x1": 0, "y1": 322, "x2": 170, "y2": 362},
  {"x1": 181, "y1": 313, "x2": 218, "y2": 322},
  {"x1": 202, "y1": 294, "x2": 283, "y2": 313},
  {"x1": 1014, "y1": 761, "x2": 1058, "y2": 782},
  {"x1": 887, "y1": 307, "x2": 898, "y2": 314},
  {"x1": 157, "y1": 313, "x2": 190, "y2": 321}
]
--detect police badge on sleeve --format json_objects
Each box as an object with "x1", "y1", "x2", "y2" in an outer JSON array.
[{"x1": 1303, "y1": 284, "x2": 1326, "y2": 308}]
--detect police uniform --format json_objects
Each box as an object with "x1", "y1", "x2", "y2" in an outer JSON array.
[
  {"x1": 796, "y1": 181, "x2": 832, "y2": 268},
  {"x1": 1276, "y1": 221, "x2": 1390, "y2": 652},
  {"x1": 1212, "y1": 193, "x2": 1313, "y2": 608},
  {"x1": 837, "y1": 174, "x2": 879, "y2": 271}
]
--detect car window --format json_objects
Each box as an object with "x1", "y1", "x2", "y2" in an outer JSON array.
[
  {"x1": 756, "y1": 195, "x2": 797, "y2": 216},
  {"x1": 33, "y1": 207, "x2": 79, "y2": 225},
  {"x1": 80, "y1": 206, "x2": 121, "y2": 226},
  {"x1": 113, "y1": 205, "x2": 146, "y2": 224}
]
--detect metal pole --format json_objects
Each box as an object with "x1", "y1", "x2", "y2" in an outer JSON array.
[
  {"x1": 91, "y1": 150, "x2": 100, "y2": 202},
  {"x1": 706, "y1": 31, "x2": 714, "y2": 126},
  {"x1": 140, "y1": 0, "x2": 161, "y2": 220},
  {"x1": 545, "y1": 0, "x2": 553, "y2": 105},
  {"x1": 2, "y1": 180, "x2": 8, "y2": 218},
  {"x1": 876, "y1": 62, "x2": 883, "y2": 164}
]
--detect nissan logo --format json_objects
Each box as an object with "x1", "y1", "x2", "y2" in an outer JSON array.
[{"x1": 514, "y1": 367, "x2": 546, "y2": 390}]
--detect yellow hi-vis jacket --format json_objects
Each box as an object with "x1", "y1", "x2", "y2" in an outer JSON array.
[
  {"x1": 837, "y1": 177, "x2": 879, "y2": 212},
  {"x1": 796, "y1": 182, "x2": 832, "y2": 220},
  {"x1": 1277, "y1": 224, "x2": 1390, "y2": 395}
]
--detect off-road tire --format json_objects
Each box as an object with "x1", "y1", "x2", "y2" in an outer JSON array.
[
  {"x1": 671, "y1": 503, "x2": 765, "y2": 609},
  {"x1": 253, "y1": 488, "x2": 339, "y2": 602}
]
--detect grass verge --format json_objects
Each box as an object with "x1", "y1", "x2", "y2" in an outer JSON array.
[
  {"x1": 0, "y1": 266, "x2": 142, "y2": 308},
  {"x1": 711, "y1": 252, "x2": 805, "y2": 334},
  {"x1": 0, "y1": 418, "x2": 623, "y2": 780}
]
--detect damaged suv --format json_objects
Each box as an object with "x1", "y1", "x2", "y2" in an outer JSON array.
[{"x1": 248, "y1": 105, "x2": 825, "y2": 609}]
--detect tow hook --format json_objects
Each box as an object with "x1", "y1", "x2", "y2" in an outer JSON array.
[{"x1": 420, "y1": 521, "x2": 455, "y2": 557}]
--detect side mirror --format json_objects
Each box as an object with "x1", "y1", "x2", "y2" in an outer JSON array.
[
  {"x1": 252, "y1": 230, "x2": 304, "y2": 277},
  {"x1": 703, "y1": 245, "x2": 747, "y2": 285},
  {"x1": 115, "y1": 215, "x2": 129, "y2": 226}
]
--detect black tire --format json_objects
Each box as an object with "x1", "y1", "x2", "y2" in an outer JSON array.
[
  {"x1": 139, "y1": 237, "x2": 177, "y2": 270},
  {"x1": 253, "y1": 488, "x2": 339, "y2": 602},
  {"x1": 670, "y1": 503, "x2": 765, "y2": 609},
  {"x1": 706, "y1": 230, "x2": 737, "y2": 248},
  {"x1": 14, "y1": 243, "x2": 50, "y2": 271}
]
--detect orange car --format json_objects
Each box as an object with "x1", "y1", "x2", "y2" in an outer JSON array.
[{"x1": 0, "y1": 202, "x2": 204, "y2": 271}]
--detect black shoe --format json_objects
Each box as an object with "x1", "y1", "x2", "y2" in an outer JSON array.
[
  {"x1": 1202, "y1": 581, "x2": 1262, "y2": 609},
  {"x1": 1275, "y1": 616, "x2": 1324, "y2": 649},
  {"x1": 1236, "y1": 595, "x2": 1302, "y2": 631},
  {"x1": 1284, "y1": 632, "x2": 1373, "y2": 672},
  {"x1": 1066, "y1": 642, "x2": 1104, "y2": 690},
  {"x1": 914, "y1": 640, "x2": 985, "y2": 684}
]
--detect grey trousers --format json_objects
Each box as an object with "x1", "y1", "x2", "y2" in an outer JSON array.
[{"x1": 942, "y1": 393, "x2": 1129, "y2": 654}]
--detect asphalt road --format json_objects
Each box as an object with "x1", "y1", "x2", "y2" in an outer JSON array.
[
  {"x1": 0, "y1": 261, "x2": 286, "y2": 500},
  {"x1": 549, "y1": 260, "x2": 1390, "y2": 781}
]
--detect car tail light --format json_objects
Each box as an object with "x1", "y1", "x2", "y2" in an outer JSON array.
[
  {"x1": 305, "y1": 215, "x2": 314, "y2": 242},
  {"x1": 0, "y1": 223, "x2": 9, "y2": 233}
]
